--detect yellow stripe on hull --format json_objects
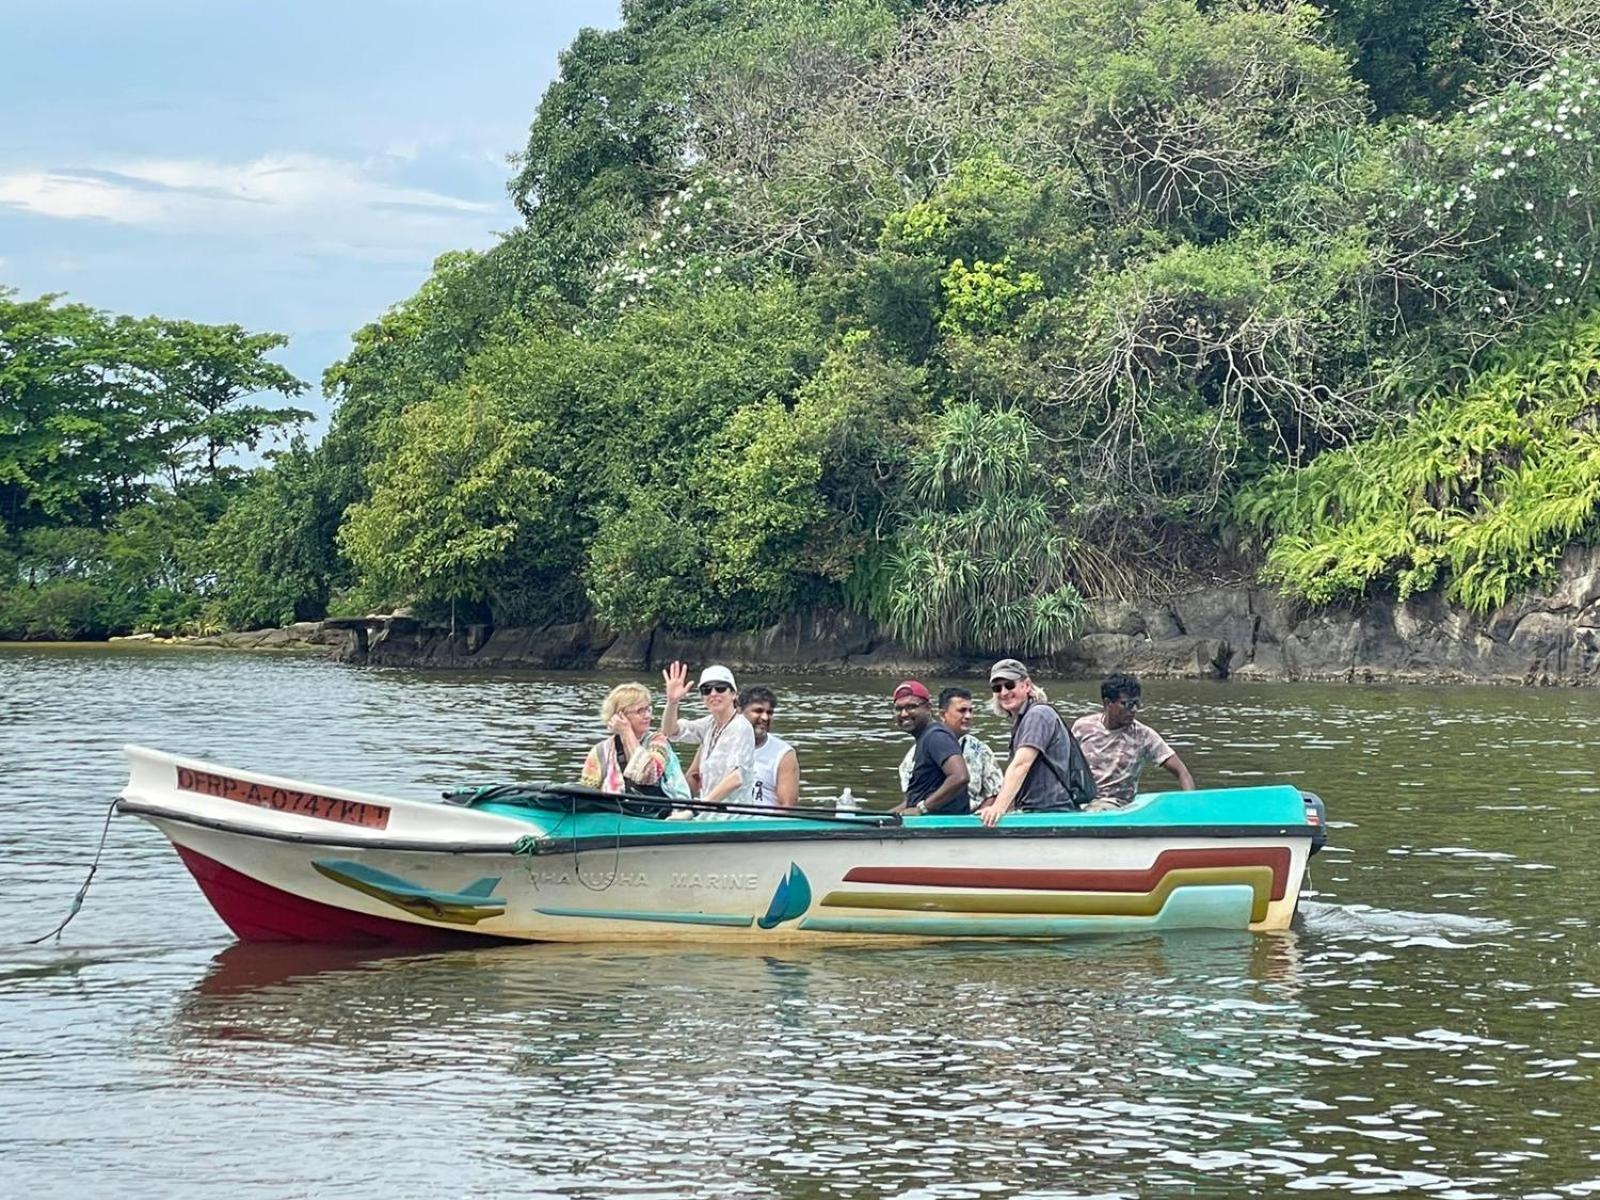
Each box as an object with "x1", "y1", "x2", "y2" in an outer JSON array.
[
  {"x1": 820, "y1": 865, "x2": 1276, "y2": 924},
  {"x1": 1250, "y1": 896, "x2": 1300, "y2": 933}
]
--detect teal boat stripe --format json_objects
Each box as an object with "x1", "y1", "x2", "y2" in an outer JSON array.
[
  {"x1": 534, "y1": 907, "x2": 755, "y2": 928},
  {"x1": 126, "y1": 800, "x2": 1311, "y2": 857},
  {"x1": 798, "y1": 885, "x2": 1257, "y2": 937},
  {"x1": 521, "y1": 826, "x2": 1312, "y2": 857},
  {"x1": 478, "y1": 784, "x2": 1311, "y2": 841},
  {"x1": 313, "y1": 859, "x2": 506, "y2": 908}
]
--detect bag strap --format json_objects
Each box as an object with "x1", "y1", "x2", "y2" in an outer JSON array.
[
  {"x1": 1033, "y1": 738, "x2": 1080, "y2": 804},
  {"x1": 1011, "y1": 703, "x2": 1094, "y2": 808}
]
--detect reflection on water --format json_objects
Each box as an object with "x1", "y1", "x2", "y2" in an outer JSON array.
[
  {"x1": 4, "y1": 645, "x2": 1600, "y2": 1196},
  {"x1": 162, "y1": 936, "x2": 1320, "y2": 1196}
]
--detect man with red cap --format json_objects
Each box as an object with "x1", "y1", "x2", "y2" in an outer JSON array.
[{"x1": 890, "y1": 679, "x2": 970, "y2": 815}]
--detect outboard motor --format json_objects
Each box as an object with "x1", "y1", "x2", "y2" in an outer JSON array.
[{"x1": 1300, "y1": 790, "x2": 1328, "y2": 856}]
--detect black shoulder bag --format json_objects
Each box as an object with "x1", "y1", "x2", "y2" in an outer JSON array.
[{"x1": 1023, "y1": 709, "x2": 1098, "y2": 810}]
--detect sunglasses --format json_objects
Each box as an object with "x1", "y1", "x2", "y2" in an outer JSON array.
[
  {"x1": 1117, "y1": 696, "x2": 1142, "y2": 710},
  {"x1": 699, "y1": 683, "x2": 733, "y2": 695},
  {"x1": 990, "y1": 679, "x2": 1021, "y2": 693}
]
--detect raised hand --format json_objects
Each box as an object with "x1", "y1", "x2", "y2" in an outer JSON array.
[{"x1": 662, "y1": 660, "x2": 691, "y2": 702}]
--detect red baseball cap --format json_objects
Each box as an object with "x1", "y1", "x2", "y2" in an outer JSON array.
[{"x1": 892, "y1": 680, "x2": 931, "y2": 702}]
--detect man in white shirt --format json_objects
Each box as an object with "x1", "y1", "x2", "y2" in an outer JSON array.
[{"x1": 740, "y1": 686, "x2": 799, "y2": 808}]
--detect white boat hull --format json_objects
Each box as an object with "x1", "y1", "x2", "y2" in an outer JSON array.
[{"x1": 119, "y1": 746, "x2": 1317, "y2": 945}]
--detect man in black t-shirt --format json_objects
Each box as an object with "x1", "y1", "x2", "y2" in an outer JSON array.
[{"x1": 890, "y1": 680, "x2": 971, "y2": 815}]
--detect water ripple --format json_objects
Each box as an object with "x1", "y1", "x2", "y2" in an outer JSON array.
[{"x1": 4, "y1": 649, "x2": 1600, "y2": 1197}]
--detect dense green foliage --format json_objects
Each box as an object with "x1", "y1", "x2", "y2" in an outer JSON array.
[
  {"x1": 8, "y1": 0, "x2": 1600, "y2": 647},
  {"x1": 1238, "y1": 312, "x2": 1600, "y2": 613},
  {"x1": 1, "y1": 292, "x2": 309, "y2": 637}
]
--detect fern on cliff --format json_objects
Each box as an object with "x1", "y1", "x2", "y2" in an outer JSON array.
[{"x1": 1236, "y1": 309, "x2": 1600, "y2": 612}]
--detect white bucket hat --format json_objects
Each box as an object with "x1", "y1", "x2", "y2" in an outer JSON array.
[{"x1": 697, "y1": 664, "x2": 737, "y2": 690}]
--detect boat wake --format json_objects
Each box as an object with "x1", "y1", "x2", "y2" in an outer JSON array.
[{"x1": 1297, "y1": 899, "x2": 1512, "y2": 946}]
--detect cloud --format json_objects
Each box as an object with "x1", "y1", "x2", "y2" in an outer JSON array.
[{"x1": 0, "y1": 153, "x2": 501, "y2": 260}]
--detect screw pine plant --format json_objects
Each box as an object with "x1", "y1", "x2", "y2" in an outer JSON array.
[{"x1": 884, "y1": 403, "x2": 1087, "y2": 655}]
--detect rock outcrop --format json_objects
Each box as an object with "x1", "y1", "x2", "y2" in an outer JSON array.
[
  {"x1": 116, "y1": 621, "x2": 345, "y2": 652},
  {"x1": 319, "y1": 545, "x2": 1600, "y2": 685},
  {"x1": 1054, "y1": 548, "x2": 1600, "y2": 685}
]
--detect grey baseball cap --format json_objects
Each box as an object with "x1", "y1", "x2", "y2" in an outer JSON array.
[{"x1": 988, "y1": 658, "x2": 1030, "y2": 682}]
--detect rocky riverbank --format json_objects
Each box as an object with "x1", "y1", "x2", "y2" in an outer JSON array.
[
  {"x1": 299, "y1": 545, "x2": 1600, "y2": 685},
  {"x1": 109, "y1": 622, "x2": 347, "y2": 652}
]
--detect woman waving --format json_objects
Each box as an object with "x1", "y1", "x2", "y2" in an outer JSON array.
[{"x1": 660, "y1": 660, "x2": 756, "y2": 809}]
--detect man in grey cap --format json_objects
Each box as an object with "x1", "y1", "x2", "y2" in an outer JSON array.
[{"x1": 980, "y1": 658, "x2": 1094, "y2": 826}]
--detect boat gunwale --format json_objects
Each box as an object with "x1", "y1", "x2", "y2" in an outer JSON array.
[{"x1": 118, "y1": 798, "x2": 1317, "y2": 855}]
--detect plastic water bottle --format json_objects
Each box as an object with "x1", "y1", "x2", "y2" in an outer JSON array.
[{"x1": 835, "y1": 787, "x2": 858, "y2": 814}]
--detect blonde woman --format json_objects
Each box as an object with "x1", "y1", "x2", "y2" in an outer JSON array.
[{"x1": 579, "y1": 683, "x2": 691, "y2": 804}]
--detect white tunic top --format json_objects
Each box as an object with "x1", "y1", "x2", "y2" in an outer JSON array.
[
  {"x1": 673, "y1": 713, "x2": 756, "y2": 806},
  {"x1": 751, "y1": 733, "x2": 795, "y2": 808}
]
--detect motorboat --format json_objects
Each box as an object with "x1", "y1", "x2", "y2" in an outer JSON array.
[{"x1": 118, "y1": 744, "x2": 1326, "y2": 946}]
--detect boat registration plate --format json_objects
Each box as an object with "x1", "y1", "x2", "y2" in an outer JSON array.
[{"x1": 177, "y1": 766, "x2": 391, "y2": 830}]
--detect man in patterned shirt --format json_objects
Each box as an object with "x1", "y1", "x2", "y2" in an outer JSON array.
[
  {"x1": 1071, "y1": 673, "x2": 1196, "y2": 810},
  {"x1": 898, "y1": 686, "x2": 1003, "y2": 811}
]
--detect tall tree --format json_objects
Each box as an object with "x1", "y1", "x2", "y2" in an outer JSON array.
[
  {"x1": 2, "y1": 292, "x2": 309, "y2": 535},
  {"x1": 142, "y1": 320, "x2": 310, "y2": 488}
]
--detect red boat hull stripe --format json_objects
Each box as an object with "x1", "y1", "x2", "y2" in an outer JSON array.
[
  {"x1": 173, "y1": 845, "x2": 510, "y2": 946},
  {"x1": 843, "y1": 847, "x2": 1292, "y2": 901}
]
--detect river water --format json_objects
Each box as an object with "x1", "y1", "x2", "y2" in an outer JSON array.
[{"x1": 2, "y1": 645, "x2": 1599, "y2": 1198}]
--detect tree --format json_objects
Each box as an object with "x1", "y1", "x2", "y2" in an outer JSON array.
[
  {"x1": 2, "y1": 290, "x2": 310, "y2": 638},
  {"x1": 22, "y1": 0, "x2": 1598, "y2": 643},
  {"x1": 398, "y1": 276, "x2": 829, "y2": 630},
  {"x1": 203, "y1": 439, "x2": 355, "y2": 629},
  {"x1": 508, "y1": 2, "x2": 736, "y2": 300},
  {"x1": 338, "y1": 388, "x2": 557, "y2": 621},
  {"x1": 2, "y1": 292, "x2": 162, "y2": 533},
  {"x1": 1, "y1": 291, "x2": 309, "y2": 531},
  {"x1": 1317, "y1": 0, "x2": 1486, "y2": 117},
  {"x1": 586, "y1": 331, "x2": 926, "y2": 630},
  {"x1": 141, "y1": 319, "x2": 310, "y2": 487},
  {"x1": 884, "y1": 403, "x2": 1088, "y2": 655},
  {"x1": 1237, "y1": 311, "x2": 1600, "y2": 612},
  {"x1": 566, "y1": 278, "x2": 828, "y2": 629}
]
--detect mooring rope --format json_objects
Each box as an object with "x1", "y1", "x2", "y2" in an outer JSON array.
[
  {"x1": 27, "y1": 797, "x2": 119, "y2": 945},
  {"x1": 510, "y1": 794, "x2": 624, "y2": 892}
]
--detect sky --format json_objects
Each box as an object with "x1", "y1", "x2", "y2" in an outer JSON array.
[{"x1": 0, "y1": 0, "x2": 621, "y2": 434}]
